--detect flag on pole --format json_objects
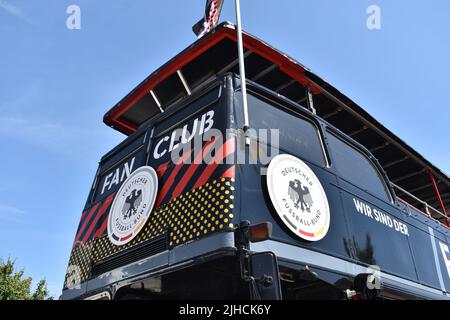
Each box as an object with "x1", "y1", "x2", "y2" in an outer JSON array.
[{"x1": 192, "y1": 0, "x2": 224, "y2": 38}]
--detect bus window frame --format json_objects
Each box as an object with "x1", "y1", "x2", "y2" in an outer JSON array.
[
  {"x1": 325, "y1": 127, "x2": 394, "y2": 204},
  {"x1": 244, "y1": 87, "x2": 331, "y2": 169}
]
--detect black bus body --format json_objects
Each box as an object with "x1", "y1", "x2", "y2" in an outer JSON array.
[{"x1": 61, "y1": 24, "x2": 450, "y2": 300}]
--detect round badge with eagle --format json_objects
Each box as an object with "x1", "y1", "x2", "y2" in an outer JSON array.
[
  {"x1": 107, "y1": 166, "x2": 158, "y2": 246},
  {"x1": 266, "y1": 154, "x2": 330, "y2": 241}
]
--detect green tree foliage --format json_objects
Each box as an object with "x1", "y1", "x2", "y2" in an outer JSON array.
[{"x1": 0, "y1": 258, "x2": 52, "y2": 300}]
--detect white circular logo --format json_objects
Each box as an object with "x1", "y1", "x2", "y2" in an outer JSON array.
[
  {"x1": 65, "y1": 265, "x2": 81, "y2": 290},
  {"x1": 107, "y1": 166, "x2": 158, "y2": 246},
  {"x1": 266, "y1": 154, "x2": 330, "y2": 241}
]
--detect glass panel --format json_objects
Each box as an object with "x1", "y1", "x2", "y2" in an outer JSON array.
[
  {"x1": 248, "y1": 94, "x2": 325, "y2": 166},
  {"x1": 328, "y1": 133, "x2": 390, "y2": 202}
]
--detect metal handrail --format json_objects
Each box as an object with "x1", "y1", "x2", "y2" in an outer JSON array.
[{"x1": 391, "y1": 182, "x2": 448, "y2": 223}]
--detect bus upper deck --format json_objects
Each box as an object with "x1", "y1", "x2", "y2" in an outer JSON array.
[
  {"x1": 103, "y1": 22, "x2": 450, "y2": 228},
  {"x1": 62, "y1": 23, "x2": 450, "y2": 300}
]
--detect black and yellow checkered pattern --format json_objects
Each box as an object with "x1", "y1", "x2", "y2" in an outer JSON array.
[{"x1": 64, "y1": 177, "x2": 236, "y2": 289}]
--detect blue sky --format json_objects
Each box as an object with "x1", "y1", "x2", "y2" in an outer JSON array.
[{"x1": 0, "y1": 0, "x2": 449, "y2": 297}]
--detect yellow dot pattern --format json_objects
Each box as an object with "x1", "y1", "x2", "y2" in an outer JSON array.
[{"x1": 64, "y1": 177, "x2": 236, "y2": 286}]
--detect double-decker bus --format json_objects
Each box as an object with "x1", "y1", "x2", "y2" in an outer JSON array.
[{"x1": 61, "y1": 23, "x2": 450, "y2": 300}]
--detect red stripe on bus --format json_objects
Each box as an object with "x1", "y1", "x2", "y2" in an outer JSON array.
[
  {"x1": 80, "y1": 193, "x2": 115, "y2": 243},
  {"x1": 74, "y1": 209, "x2": 87, "y2": 235},
  {"x1": 193, "y1": 138, "x2": 235, "y2": 190},
  {"x1": 73, "y1": 202, "x2": 100, "y2": 246},
  {"x1": 80, "y1": 209, "x2": 88, "y2": 221},
  {"x1": 93, "y1": 193, "x2": 117, "y2": 239},
  {"x1": 94, "y1": 206, "x2": 112, "y2": 239},
  {"x1": 171, "y1": 138, "x2": 217, "y2": 200},
  {"x1": 156, "y1": 161, "x2": 170, "y2": 178},
  {"x1": 156, "y1": 147, "x2": 194, "y2": 207},
  {"x1": 221, "y1": 165, "x2": 235, "y2": 179}
]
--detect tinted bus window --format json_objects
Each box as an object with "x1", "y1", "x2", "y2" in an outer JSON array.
[
  {"x1": 248, "y1": 94, "x2": 325, "y2": 166},
  {"x1": 327, "y1": 133, "x2": 390, "y2": 202}
]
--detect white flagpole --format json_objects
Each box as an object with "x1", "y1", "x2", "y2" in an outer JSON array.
[{"x1": 234, "y1": 0, "x2": 250, "y2": 145}]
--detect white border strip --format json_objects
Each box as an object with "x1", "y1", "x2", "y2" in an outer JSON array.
[
  {"x1": 177, "y1": 70, "x2": 192, "y2": 96},
  {"x1": 150, "y1": 90, "x2": 164, "y2": 113}
]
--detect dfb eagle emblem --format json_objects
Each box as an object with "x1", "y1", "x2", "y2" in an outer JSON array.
[
  {"x1": 121, "y1": 189, "x2": 143, "y2": 219},
  {"x1": 288, "y1": 179, "x2": 313, "y2": 212}
]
